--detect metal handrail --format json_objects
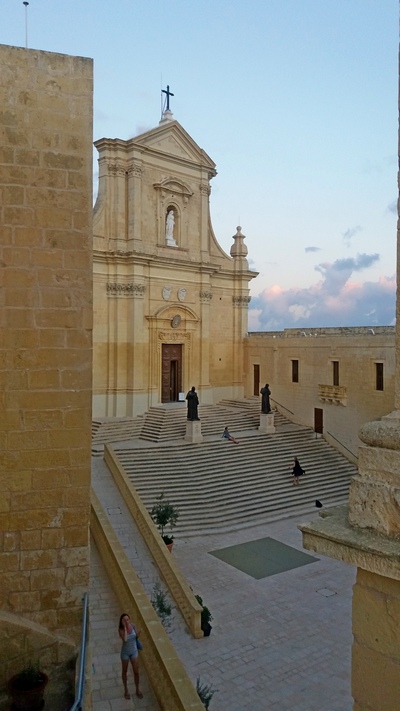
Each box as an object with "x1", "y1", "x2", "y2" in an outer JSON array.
[
  {"x1": 326, "y1": 431, "x2": 358, "y2": 461},
  {"x1": 69, "y1": 592, "x2": 89, "y2": 711},
  {"x1": 270, "y1": 398, "x2": 294, "y2": 415}
]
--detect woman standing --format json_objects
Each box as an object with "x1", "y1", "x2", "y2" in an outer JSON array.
[
  {"x1": 291, "y1": 456, "x2": 304, "y2": 486},
  {"x1": 118, "y1": 613, "x2": 143, "y2": 700}
]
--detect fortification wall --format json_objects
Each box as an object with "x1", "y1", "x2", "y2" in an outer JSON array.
[{"x1": 0, "y1": 44, "x2": 93, "y2": 678}]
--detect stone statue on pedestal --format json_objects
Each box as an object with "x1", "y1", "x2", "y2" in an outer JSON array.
[{"x1": 260, "y1": 384, "x2": 271, "y2": 413}]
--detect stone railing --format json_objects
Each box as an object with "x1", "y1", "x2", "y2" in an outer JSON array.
[
  {"x1": 103, "y1": 445, "x2": 203, "y2": 639},
  {"x1": 318, "y1": 384, "x2": 347, "y2": 406},
  {"x1": 90, "y1": 491, "x2": 204, "y2": 711}
]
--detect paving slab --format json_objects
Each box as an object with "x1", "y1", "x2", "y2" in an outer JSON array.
[
  {"x1": 91, "y1": 456, "x2": 354, "y2": 711},
  {"x1": 90, "y1": 543, "x2": 161, "y2": 711}
]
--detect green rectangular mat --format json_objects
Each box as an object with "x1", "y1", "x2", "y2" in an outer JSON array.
[{"x1": 209, "y1": 537, "x2": 319, "y2": 579}]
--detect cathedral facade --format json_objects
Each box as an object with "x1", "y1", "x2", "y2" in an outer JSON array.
[{"x1": 92, "y1": 112, "x2": 257, "y2": 417}]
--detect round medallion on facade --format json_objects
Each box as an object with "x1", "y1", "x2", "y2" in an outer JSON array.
[
  {"x1": 162, "y1": 285, "x2": 172, "y2": 300},
  {"x1": 171, "y1": 314, "x2": 181, "y2": 328},
  {"x1": 177, "y1": 288, "x2": 187, "y2": 302}
]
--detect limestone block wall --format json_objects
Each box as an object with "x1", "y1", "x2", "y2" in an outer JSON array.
[
  {"x1": 245, "y1": 328, "x2": 395, "y2": 458},
  {"x1": 92, "y1": 266, "x2": 249, "y2": 417},
  {"x1": 352, "y1": 569, "x2": 400, "y2": 711},
  {"x1": 0, "y1": 42, "x2": 93, "y2": 669}
]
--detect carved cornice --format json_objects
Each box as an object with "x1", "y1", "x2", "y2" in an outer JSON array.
[
  {"x1": 158, "y1": 331, "x2": 191, "y2": 342},
  {"x1": 154, "y1": 177, "x2": 193, "y2": 198},
  {"x1": 106, "y1": 283, "x2": 145, "y2": 297},
  {"x1": 200, "y1": 291, "x2": 213, "y2": 302},
  {"x1": 107, "y1": 162, "x2": 127, "y2": 177},
  {"x1": 232, "y1": 295, "x2": 251, "y2": 306}
]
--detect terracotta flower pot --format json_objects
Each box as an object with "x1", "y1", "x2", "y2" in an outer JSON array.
[
  {"x1": 8, "y1": 671, "x2": 49, "y2": 711},
  {"x1": 162, "y1": 535, "x2": 174, "y2": 552}
]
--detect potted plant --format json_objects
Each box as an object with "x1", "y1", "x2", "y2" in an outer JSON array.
[
  {"x1": 196, "y1": 677, "x2": 218, "y2": 709},
  {"x1": 195, "y1": 594, "x2": 213, "y2": 636},
  {"x1": 150, "y1": 492, "x2": 179, "y2": 551},
  {"x1": 7, "y1": 664, "x2": 49, "y2": 711}
]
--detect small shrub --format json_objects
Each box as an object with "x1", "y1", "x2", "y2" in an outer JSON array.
[
  {"x1": 150, "y1": 492, "x2": 179, "y2": 543},
  {"x1": 196, "y1": 677, "x2": 218, "y2": 710},
  {"x1": 151, "y1": 581, "x2": 172, "y2": 629}
]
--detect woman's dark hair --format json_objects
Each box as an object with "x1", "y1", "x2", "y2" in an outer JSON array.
[{"x1": 119, "y1": 613, "x2": 129, "y2": 630}]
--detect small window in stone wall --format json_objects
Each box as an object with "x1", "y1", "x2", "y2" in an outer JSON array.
[
  {"x1": 332, "y1": 361, "x2": 339, "y2": 386},
  {"x1": 291, "y1": 359, "x2": 299, "y2": 383},
  {"x1": 375, "y1": 362, "x2": 384, "y2": 391}
]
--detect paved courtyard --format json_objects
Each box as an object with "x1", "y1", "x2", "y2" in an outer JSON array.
[{"x1": 91, "y1": 457, "x2": 354, "y2": 711}]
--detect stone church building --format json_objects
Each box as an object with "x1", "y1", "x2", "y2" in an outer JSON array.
[{"x1": 92, "y1": 110, "x2": 257, "y2": 417}]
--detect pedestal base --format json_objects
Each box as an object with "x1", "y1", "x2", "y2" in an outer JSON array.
[
  {"x1": 184, "y1": 420, "x2": 203, "y2": 443},
  {"x1": 259, "y1": 412, "x2": 275, "y2": 434}
]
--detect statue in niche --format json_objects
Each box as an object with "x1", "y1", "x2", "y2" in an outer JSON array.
[{"x1": 165, "y1": 209, "x2": 177, "y2": 246}]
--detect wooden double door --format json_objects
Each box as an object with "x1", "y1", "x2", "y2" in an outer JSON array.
[{"x1": 161, "y1": 343, "x2": 183, "y2": 403}]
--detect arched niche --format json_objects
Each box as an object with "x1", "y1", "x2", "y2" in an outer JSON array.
[
  {"x1": 165, "y1": 204, "x2": 179, "y2": 247},
  {"x1": 154, "y1": 177, "x2": 193, "y2": 249}
]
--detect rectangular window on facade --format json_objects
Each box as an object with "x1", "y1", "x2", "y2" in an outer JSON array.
[
  {"x1": 292, "y1": 359, "x2": 299, "y2": 383},
  {"x1": 332, "y1": 361, "x2": 339, "y2": 387},
  {"x1": 375, "y1": 362, "x2": 384, "y2": 391}
]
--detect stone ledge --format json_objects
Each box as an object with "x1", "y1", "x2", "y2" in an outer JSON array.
[
  {"x1": 299, "y1": 505, "x2": 400, "y2": 581},
  {"x1": 359, "y1": 410, "x2": 400, "y2": 451},
  {"x1": 90, "y1": 491, "x2": 204, "y2": 711},
  {"x1": 104, "y1": 444, "x2": 203, "y2": 638}
]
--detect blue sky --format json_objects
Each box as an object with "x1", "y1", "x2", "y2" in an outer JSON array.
[{"x1": 3, "y1": 0, "x2": 398, "y2": 329}]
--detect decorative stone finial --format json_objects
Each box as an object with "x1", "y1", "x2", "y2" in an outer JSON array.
[
  {"x1": 230, "y1": 225, "x2": 248, "y2": 260},
  {"x1": 159, "y1": 108, "x2": 174, "y2": 124}
]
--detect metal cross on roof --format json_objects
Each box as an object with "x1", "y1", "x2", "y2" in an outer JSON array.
[{"x1": 162, "y1": 85, "x2": 174, "y2": 111}]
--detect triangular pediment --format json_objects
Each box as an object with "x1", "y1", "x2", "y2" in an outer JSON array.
[{"x1": 131, "y1": 121, "x2": 216, "y2": 170}]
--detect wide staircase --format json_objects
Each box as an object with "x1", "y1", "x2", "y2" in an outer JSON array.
[
  {"x1": 92, "y1": 399, "x2": 297, "y2": 454},
  {"x1": 111, "y1": 438, "x2": 357, "y2": 536},
  {"x1": 139, "y1": 400, "x2": 270, "y2": 441},
  {"x1": 92, "y1": 416, "x2": 144, "y2": 454},
  {"x1": 92, "y1": 400, "x2": 357, "y2": 534}
]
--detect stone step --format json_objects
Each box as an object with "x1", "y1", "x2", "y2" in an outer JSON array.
[
  {"x1": 92, "y1": 401, "x2": 295, "y2": 452},
  {"x1": 139, "y1": 405, "x2": 254, "y2": 442},
  {"x1": 112, "y1": 430, "x2": 357, "y2": 535},
  {"x1": 92, "y1": 416, "x2": 144, "y2": 454},
  {"x1": 139, "y1": 404, "x2": 291, "y2": 442},
  {"x1": 219, "y1": 397, "x2": 260, "y2": 411}
]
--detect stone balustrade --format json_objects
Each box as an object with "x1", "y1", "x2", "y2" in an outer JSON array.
[
  {"x1": 90, "y1": 491, "x2": 204, "y2": 711},
  {"x1": 103, "y1": 445, "x2": 203, "y2": 638},
  {"x1": 318, "y1": 384, "x2": 347, "y2": 405}
]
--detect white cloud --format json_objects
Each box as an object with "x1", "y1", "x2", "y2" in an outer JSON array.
[{"x1": 250, "y1": 253, "x2": 395, "y2": 331}]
